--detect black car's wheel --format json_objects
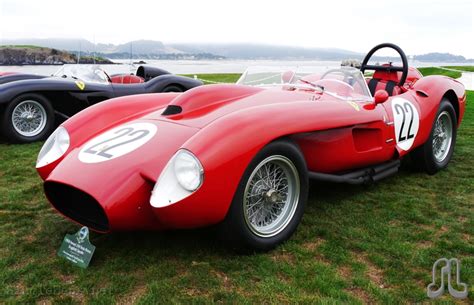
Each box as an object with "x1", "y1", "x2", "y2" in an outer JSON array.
[
  {"x1": 411, "y1": 98, "x2": 457, "y2": 174},
  {"x1": 1, "y1": 93, "x2": 55, "y2": 143},
  {"x1": 162, "y1": 85, "x2": 184, "y2": 92},
  {"x1": 221, "y1": 140, "x2": 308, "y2": 251}
]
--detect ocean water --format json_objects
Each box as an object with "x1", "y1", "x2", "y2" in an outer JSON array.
[{"x1": 2, "y1": 59, "x2": 472, "y2": 76}]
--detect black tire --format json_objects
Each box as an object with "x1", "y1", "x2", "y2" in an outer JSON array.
[
  {"x1": 1, "y1": 93, "x2": 55, "y2": 143},
  {"x1": 162, "y1": 85, "x2": 184, "y2": 93},
  {"x1": 411, "y1": 98, "x2": 457, "y2": 174},
  {"x1": 220, "y1": 139, "x2": 308, "y2": 251}
]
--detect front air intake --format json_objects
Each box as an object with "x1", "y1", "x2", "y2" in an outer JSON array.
[
  {"x1": 44, "y1": 182, "x2": 109, "y2": 232},
  {"x1": 162, "y1": 105, "x2": 182, "y2": 115}
]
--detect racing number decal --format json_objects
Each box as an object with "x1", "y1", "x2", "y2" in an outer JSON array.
[
  {"x1": 84, "y1": 127, "x2": 150, "y2": 158},
  {"x1": 78, "y1": 123, "x2": 157, "y2": 163},
  {"x1": 394, "y1": 103, "x2": 415, "y2": 141},
  {"x1": 391, "y1": 98, "x2": 420, "y2": 151}
]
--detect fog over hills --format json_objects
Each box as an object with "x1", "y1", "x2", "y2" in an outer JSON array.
[
  {"x1": 1, "y1": 38, "x2": 472, "y2": 62},
  {"x1": 167, "y1": 43, "x2": 361, "y2": 60}
]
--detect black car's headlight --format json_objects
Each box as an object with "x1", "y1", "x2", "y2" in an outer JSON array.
[
  {"x1": 36, "y1": 127, "x2": 70, "y2": 168},
  {"x1": 150, "y1": 149, "x2": 204, "y2": 208}
]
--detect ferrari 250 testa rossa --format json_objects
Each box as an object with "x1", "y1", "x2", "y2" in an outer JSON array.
[{"x1": 36, "y1": 43, "x2": 466, "y2": 250}]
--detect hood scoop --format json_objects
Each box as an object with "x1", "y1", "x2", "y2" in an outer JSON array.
[
  {"x1": 161, "y1": 84, "x2": 262, "y2": 118},
  {"x1": 162, "y1": 105, "x2": 182, "y2": 115}
]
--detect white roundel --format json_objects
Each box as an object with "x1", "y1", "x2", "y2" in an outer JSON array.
[
  {"x1": 391, "y1": 98, "x2": 420, "y2": 151},
  {"x1": 79, "y1": 122, "x2": 157, "y2": 163}
]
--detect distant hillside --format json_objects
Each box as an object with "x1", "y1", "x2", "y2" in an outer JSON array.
[
  {"x1": 2, "y1": 39, "x2": 473, "y2": 62},
  {"x1": 0, "y1": 46, "x2": 113, "y2": 65},
  {"x1": 2, "y1": 38, "x2": 97, "y2": 53},
  {"x1": 413, "y1": 52, "x2": 474, "y2": 63},
  {"x1": 1, "y1": 38, "x2": 362, "y2": 60},
  {"x1": 1, "y1": 39, "x2": 179, "y2": 55}
]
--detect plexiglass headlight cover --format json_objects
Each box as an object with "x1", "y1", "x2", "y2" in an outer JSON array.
[
  {"x1": 36, "y1": 126, "x2": 70, "y2": 168},
  {"x1": 173, "y1": 150, "x2": 204, "y2": 191},
  {"x1": 150, "y1": 149, "x2": 204, "y2": 208}
]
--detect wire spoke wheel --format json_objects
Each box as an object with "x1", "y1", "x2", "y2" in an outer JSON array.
[
  {"x1": 11, "y1": 100, "x2": 47, "y2": 137},
  {"x1": 432, "y1": 110, "x2": 453, "y2": 163},
  {"x1": 243, "y1": 155, "x2": 300, "y2": 237}
]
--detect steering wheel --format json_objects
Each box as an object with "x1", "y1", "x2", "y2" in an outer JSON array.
[
  {"x1": 360, "y1": 43, "x2": 408, "y2": 87},
  {"x1": 101, "y1": 69, "x2": 113, "y2": 83}
]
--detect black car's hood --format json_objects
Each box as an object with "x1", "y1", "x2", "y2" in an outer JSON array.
[
  {"x1": 0, "y1": 73, "x2": 46, "y2": 85},
  {"x1": 0, "y1": 77, "x2": 111, "y2": 104}
]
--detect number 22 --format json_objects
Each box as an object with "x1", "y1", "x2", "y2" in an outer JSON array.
[
  {"x1": 394, "y1": 102, "x2": 415, "y2": 142},
  {"x1": 84, "y1": 127, "x2": 150, "y2": 158}
]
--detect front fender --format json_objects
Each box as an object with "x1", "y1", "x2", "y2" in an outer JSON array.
[
  {"x1": 38, "y1": 93, "x2": 180, "y2": 179},
  {"x1": 63, "y1": 93, "x2": 179, "y2": 142},
  {"x1": 155, "y1": 99, "x2": 386, "y2": 226}
]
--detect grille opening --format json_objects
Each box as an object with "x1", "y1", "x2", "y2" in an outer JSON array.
[{"x1": 44, "y1": 182, "x2": 109, "y2": 232}]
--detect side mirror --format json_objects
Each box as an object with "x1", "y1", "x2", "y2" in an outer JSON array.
[
  {"x1": 374, "y1": 90, "x2": 389, "y2": 104},
  {"x1": 281, "y1": 70, "x2": 296, "y2": 83}
]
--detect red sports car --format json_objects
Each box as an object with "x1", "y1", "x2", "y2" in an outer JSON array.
[{"x1": 36, "y1": 43, "x2": 466, "y2": 250}]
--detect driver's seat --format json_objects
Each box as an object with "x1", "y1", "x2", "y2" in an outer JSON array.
[
  {"x1": 366, "y1": 66, "x2": 423, "y2": 96},
  {"x1": 366, "y1": 66, "x2": 402, "y2": 96}
]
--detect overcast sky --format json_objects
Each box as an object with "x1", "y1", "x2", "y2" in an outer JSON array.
[{"x1": 1, "y1": 0, "x2": 473, "y2": 57}]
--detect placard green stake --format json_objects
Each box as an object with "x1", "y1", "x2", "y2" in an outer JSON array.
[{"x1": 58, "y1": 227, "x2": 96, "y2": 268}]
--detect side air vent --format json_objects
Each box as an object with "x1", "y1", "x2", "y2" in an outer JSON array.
[
  {"x1": 162, "y1": 105, "x2": 182, "y2": 115},
  {"x1": 44, "y1": 182, "x2": 109, "y2": 232}
]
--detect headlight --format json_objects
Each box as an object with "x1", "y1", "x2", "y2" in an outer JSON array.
[
  {"x1": 174, "y1": 150, "x2": 203, "y2": 191},
  {"x1": 36, "y1": 127, "x2": 70, "y2": 168},
  {"x1": 150, "y1": 149, "x2": 203, "y2": 208}
]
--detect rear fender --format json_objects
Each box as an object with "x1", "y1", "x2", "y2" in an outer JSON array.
[
  {"x1": 413, "y1": 75, "x2": 466, "y2": 128},
  {"x1": 0, "y1": 79, "x2": 103, "y2": 105},
  {"x1": 0, "y1": 73, "x2": 45, "y2": 85},
  {"x1": 145, "y1": 75, "x2": 203, "y2": 92}
]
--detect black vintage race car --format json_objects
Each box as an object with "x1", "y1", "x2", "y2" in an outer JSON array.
[{"x1": 0, "y1": 65, "x2": 202, "y2": 143}]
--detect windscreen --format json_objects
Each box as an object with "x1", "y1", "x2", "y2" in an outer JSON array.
[
  {"x1": 237, "y1": 66, "x2": 372, "y2": 101},
  {"x1": 53, "y1": 65, "x2": 109, "y2": 84}
]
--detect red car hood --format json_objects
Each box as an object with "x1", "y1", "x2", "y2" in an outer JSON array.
[{"x1": 141, "y1": 84, "x2": 320, "y2": 128}]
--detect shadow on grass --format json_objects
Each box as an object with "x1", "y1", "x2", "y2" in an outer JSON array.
[
  {"x1": 82, "y1": 154, "x2": 426, "y2": 259},
  {"x1": 86, "y1": 168, "x2": 409, "y2": 264}
]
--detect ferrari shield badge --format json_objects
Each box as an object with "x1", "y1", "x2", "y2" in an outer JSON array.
[
  {"x1": 75, "y1": 80, "x2": 86, "y2": 90},
  {"x1": 58, "y1": 227, "x2": 96, "y2": 268}
]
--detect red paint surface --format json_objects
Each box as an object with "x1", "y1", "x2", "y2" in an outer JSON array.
[{"x1": 37, "y1": 71, "x2": 466, "y2": 231}]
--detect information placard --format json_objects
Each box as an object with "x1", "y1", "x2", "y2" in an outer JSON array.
[{"x1": 58, "y1": 227, "x2": 96, "y2": 268}]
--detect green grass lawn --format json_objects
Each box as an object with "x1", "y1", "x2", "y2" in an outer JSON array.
[
  {"x1": 0, "y1": 71, "x2": 472, "y2": 304},
  {"x1": 418, "y1": 67, "x2": 462, "y2": 79},
  {"x1": 443, "y1": 66, "x2": 474, "y2": 72},
  {"x1": 182, "y1": 74, "x2": 241, "y2": 84}
]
